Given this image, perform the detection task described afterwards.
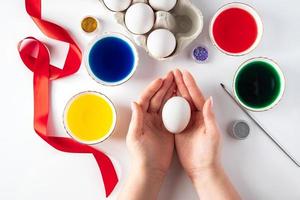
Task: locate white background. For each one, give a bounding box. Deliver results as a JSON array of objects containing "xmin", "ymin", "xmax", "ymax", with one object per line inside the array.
[{"xmin": 1, "ymin": 0, "xmax": 300, "ymax": 199}]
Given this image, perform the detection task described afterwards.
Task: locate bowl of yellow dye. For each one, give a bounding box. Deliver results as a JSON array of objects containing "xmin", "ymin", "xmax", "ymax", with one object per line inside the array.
[{"xmin": 63, "ymin": 91, "xmax": 117, "ymax": 145}]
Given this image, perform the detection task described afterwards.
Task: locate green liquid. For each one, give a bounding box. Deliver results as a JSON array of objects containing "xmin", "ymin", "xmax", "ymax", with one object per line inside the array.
[{"xmin": 235, "ymin": 60, "xmax": 282, "ymax": 109}]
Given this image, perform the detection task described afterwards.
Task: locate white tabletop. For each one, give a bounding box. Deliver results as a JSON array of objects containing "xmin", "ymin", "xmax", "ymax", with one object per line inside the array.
[{"xmin": 1, "ymin": 0, "xmax": 300, "ymax": 199}]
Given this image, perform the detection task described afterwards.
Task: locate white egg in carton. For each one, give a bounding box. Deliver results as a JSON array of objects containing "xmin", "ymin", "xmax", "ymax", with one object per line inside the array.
[{"xmin": 99, "ymin": 0, "xmax": 203, "ymax": 60}]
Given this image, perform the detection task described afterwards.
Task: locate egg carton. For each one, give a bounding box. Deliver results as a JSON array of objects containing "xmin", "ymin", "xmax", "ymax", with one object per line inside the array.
[{"xmin": 99, "ymin": 0, "xmax": 203, "ymax": 60}]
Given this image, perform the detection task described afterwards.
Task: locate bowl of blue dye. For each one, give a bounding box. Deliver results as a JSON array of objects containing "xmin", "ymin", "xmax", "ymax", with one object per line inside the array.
[{"xmin": 85, "ymin": 33, "xmax": 138, "ymax": 86}]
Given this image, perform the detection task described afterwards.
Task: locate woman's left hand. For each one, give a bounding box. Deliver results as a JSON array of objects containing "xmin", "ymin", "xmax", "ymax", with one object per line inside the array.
[{"xmin": 126, "ymin": 72, "xmax": 176, "ymax": 176}]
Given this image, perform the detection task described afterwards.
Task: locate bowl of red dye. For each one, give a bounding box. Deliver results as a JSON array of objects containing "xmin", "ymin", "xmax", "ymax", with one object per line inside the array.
[{"xmin": 209, "ymin": 2, "xmax": 263, "ymax": 56}]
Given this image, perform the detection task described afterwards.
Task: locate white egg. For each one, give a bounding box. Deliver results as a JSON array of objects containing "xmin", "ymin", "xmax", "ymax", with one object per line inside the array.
[
  {"xmin": 147, "ymin": 29, "xmax": 177, "ymax": 58},
  {"xmin": 125, "ymin": 3, "xmax": 154, "ymax": 34},
  {"xmin": 162, "ymin": 97, "xmax": 191, "ymax": 134},
  {"xmin": 149, "ymin": 0, "xmax": 177, "ymax": 11},
  {"xmin": 103, "ymin": 0, "xmax": 131, "ymax": 12}
]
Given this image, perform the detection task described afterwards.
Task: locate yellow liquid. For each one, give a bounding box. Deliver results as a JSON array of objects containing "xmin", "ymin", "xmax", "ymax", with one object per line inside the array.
[{"xmin": 65, "ymin": 92, "xmax": 115, "ymax": 143}]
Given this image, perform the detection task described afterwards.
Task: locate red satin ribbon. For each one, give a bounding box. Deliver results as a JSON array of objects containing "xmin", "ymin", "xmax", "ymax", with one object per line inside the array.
[{"xmin": 18, "ymin": 0, "xmax": 118, "ymax": 197}]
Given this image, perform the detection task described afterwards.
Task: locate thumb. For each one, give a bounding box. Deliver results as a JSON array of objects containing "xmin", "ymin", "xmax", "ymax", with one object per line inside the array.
[
  {"xmin": 203, "ymin": 97, "xmax": 218, "ymax": 134},
  {"xmin": 128, "ymin": 102, "xmax": 144, "ymax": 139}
]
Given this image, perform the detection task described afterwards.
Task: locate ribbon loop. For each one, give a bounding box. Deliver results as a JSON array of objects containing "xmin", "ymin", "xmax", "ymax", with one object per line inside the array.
[{"xmin": 18, "ymin": 37, "xmax": 49, "ymax": 74}]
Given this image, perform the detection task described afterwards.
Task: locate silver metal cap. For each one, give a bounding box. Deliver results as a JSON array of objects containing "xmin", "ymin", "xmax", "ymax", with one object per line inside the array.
[{"xmin": 231, "ymin": 120, "xmax": 250, "ymax": 140}]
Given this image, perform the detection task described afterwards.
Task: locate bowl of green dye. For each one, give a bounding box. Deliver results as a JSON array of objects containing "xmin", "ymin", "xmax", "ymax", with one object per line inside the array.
[{"xmin": 233, "ymin": 57, "xmax": 285, "ymax": 112}]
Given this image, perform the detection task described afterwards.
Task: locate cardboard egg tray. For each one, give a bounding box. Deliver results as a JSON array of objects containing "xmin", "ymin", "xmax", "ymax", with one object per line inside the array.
[{"xmin": 99, "ymin": 0, "xmax": 203, "ymax": 60}]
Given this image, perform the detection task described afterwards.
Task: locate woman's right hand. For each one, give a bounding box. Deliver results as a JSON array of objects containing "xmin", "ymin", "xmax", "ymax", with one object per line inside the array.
[
  {"xmin": 173, "ymin": 69, "xmax": 240, "ymax": 200},
  {"xmin": 173, "ymin": 69, "xmax": 221, "ymax": 179}
]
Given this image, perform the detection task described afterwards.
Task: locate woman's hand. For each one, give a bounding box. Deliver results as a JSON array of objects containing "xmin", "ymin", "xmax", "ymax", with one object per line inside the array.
[
  {"xmin": 118, "ymin": 72, "xmax": 176, "ymax": 200},
  {"xmin": 126, "ymin": 72, "xmax": 176, "ymax": 175},
  {"xmin": 173, "ymin": 69, "xmax": 221, "ymax": 179},
  {"xmin": 173, "ymin": 69, "xmax": 240, "ymax": 200}
]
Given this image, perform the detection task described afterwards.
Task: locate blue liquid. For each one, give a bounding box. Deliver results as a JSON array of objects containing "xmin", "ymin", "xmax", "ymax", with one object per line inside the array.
[{"xmin": 88, "ymin": 36, "xmax": 135, "ymax": 83}]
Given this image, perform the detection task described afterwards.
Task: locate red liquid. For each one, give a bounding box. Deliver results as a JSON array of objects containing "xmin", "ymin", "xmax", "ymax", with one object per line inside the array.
[{"xmin": 213, "ymin": 8, "xmax": 258, "ymax": 54}]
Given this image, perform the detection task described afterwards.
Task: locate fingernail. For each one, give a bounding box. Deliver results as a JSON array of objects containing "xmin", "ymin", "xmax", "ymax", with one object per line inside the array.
[
  {"xmin": 131, "ymin": 102, "xmax": 135, "ymax": 110},
  {"xmin": 182, "ymin": 69, "xmax": 188, "ymax": 74},
  {"xmin": 157, "ymin": 78, "xmax": 163, "ymax": 84},
  {"xmin": 209, "ymin": 96, "xmax": 214, "ymax": 108},
  {"xmin": 165, "ymin": 72, "xmax": 171, "ymax": 78}
]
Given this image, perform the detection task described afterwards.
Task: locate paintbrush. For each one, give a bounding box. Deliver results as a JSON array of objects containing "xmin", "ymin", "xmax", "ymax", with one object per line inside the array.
[{"xmin": 220, "ymin": 83, "xmax": 300, "ymax": 167}]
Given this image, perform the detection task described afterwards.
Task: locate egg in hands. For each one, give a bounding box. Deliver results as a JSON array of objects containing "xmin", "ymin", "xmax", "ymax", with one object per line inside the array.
[{"xmin": 162, "ymin": 96, "xmax": 191, "ymax": 134}]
